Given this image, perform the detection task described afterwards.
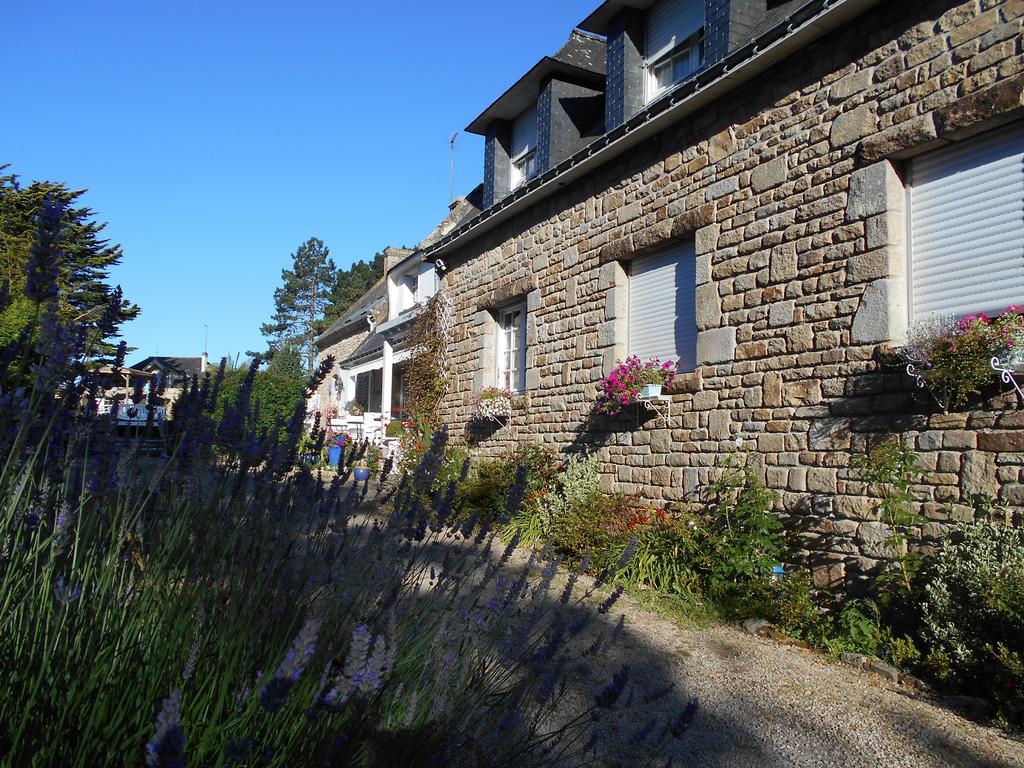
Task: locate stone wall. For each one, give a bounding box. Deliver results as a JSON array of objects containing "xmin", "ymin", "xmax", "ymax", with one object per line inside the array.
[{"xmin": 437, "ymin": 0, "xmax": 1024, "ymax": 591}]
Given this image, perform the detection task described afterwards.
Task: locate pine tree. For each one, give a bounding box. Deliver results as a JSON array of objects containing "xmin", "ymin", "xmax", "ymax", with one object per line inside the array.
[
  {"xmin": 0, "ymin": 166, "xmax": 139, "ymax": 355},
  {"xmin": 260, "ymin": 237, "xmax": 336, "ymax": 377}
]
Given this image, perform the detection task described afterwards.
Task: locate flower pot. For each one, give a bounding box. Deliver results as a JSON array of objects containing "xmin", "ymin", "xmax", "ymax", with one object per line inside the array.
[
  {"xmin": 638, "ymin": 383, "xmax": 663, "ymax": 399},
  {"xmin": 327, "ymin": 446, "xmax": 342, "ymax": 468},
  {"xmin": 353, "ymin": 467, "xmax": 370, "ymax": 482}
]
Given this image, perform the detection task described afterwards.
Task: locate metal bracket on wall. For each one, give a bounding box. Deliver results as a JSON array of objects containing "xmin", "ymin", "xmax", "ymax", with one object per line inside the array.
[
  {"xmin": 991, "ymin": 356, "xmax": 1024, "ymax": 400},
  {"xmin": 905, "ymin": 363, "xmax": 949, "ymax": 413},
  {"xmin": 637, "ymin": 394, "xmax": 672, "ymax": 427}
]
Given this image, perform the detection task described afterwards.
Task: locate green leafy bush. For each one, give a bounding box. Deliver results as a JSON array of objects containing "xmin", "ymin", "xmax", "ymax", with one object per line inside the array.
[
  {"xmin": 921, "ymin": 521, "xmax": 1024, "ymax": 723},
  {"xmin": 505, "ymin": 452, "xmax": 601, "ymax": 546},
  {"xmin": 199, "ymin": 366, "xmax": 307, "ymax": 438},
  {"xmin": 853, "ymin": 440, "xmax": 927, "ymax": 601},
  {"xmin": 458, "ymin": 444, "xmax": 558, "ymax": 525},
  {"xmin": 688, "ymin": 458, "xmax": 785, "ymax": 604}
]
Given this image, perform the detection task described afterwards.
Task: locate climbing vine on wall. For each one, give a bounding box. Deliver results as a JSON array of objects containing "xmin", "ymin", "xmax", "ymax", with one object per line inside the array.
[{"xmin": 405, "ymin": 290, "xmax": 452, "ymax": 423}]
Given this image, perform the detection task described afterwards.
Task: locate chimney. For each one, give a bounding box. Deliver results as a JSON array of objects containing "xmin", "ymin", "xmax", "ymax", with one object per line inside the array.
[{"xmin": 200, "ymin": 352, "xmax": 208, "ymax": 373}]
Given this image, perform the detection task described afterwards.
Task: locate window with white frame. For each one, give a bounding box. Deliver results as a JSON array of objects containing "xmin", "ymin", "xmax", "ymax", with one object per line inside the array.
[
  {"xmin": 908, "ymin": 123, "xmax": 1024, "ymax": 321},
  {"xmin": 645, "ymin": 0, "xmax": 704, "ymax": 102},
  {"xmin": 628, "ymin": 243, "xmax": 698, "ymax": 372},
  {"xmin": 510, "ymin": 106, "xmax": 538, "ymax": 190},
  {"xmin": 496, "ymin": 303, "xmax": 528, "ymax": 393}
]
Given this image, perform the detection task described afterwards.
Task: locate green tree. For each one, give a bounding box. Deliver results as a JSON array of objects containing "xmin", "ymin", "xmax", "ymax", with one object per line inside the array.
[
  {"xmin": 266, "ymin": 344, "xmax": 305, "ymax": 380},
  {"xmin": 0, "ymin": 166, "xmax": 139, "ymax": 355},
  {"xmin": 209, "ymin": 368, "xmax": 307, "ymax": 436},
  {"xmin": 259, "ymin": 237, "xmax": 336, "ymax": 377}
]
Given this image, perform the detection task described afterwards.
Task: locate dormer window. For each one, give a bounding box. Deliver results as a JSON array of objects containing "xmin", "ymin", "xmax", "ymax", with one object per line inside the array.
[
  {"xmin": 510, "ymin": 107, "xmax": 538, "ymax": 190},
  {"xmin": 511, "ymin": 149, "xmax": 536, "ymax": 190},
  {"xmin": 645, "ymin": 0, "xmax": 704, "ymax": 102}
]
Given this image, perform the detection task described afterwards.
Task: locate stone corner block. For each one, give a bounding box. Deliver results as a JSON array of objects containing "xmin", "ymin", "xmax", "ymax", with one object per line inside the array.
[
  {"xmin": 696, "ymin": 326, "xmax": 737, "ymax": 365},
  {"xmin": 851, "ymin": 277, "xmax": 907, "ymax": 344},
  {"xmin": 845, "ymin": 161, "xmax": 903, "ymax": 222}
]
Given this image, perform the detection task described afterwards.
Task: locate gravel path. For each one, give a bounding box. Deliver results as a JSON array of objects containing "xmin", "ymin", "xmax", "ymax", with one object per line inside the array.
[{"xmin": 556, "ymin": 578, "xmax": 1024, "ymax": 767}]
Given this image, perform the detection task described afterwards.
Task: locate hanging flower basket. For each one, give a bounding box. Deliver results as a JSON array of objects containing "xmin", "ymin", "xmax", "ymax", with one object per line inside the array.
[
  {"xmin": 472, "ymin": 387, "xmax": 513, "ymax": 422},
  {"xmin": 900, "ymin": 306, "xmax": 1024, "ymax": 411},
  {"xmin": 595, "ymin": 356, "xmax": 676, "ymax": 416}
]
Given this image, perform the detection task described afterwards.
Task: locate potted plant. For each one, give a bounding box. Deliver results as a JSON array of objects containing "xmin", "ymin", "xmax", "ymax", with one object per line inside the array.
[
  {"xmin": 326, "ymin": 432, "xmax": 349, "ymax": 468},
  {"xmin": 595, "ymin": 356, "xmax": 676, "ymax": 415},
  {"xmin": 353, "ymin": 445, "xmax": 381, "ymax": 482},
  {"xmin": 900, "ymin": 306, "xmax": 1024, "ymax": 410},
  {"xmin": 471, "ymin": 387, "xmax": 513, "ymax": 421},
  {"xmin": 346, "ymin": 400, "xmax": 364, "ymax": 417}
]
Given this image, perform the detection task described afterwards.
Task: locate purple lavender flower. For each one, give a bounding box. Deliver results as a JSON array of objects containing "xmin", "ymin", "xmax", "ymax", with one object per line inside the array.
[
  {"xmin": 54, "ymin": 575, "xmax": 82, "ymax": 606},
  {"xmin": 25, "ymin": 195, "xmax": 63, "ymax": 303},
  {"xmin": 618, "ymin": 537, "xmax": 638, "ymax": 570},
  {"xmin": 668, "ymin": 697, "xmax": 699, "ymax": 737},
  {"xmin": 145, "ymin": 689, "xmax": 186, "ymax": 768},
  {"xmin": 595, "ymin": 665, "xmax": 629, "ymax": 709},
  {"xmin": 260, "ymin": 617, "xmax": 322, "ymax": 712},
  {"xmin": 597, "ymin": 586, "xmax": 623, "ymax": 615}
]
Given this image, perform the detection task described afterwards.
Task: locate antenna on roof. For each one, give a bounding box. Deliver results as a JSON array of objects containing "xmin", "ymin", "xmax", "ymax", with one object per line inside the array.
[{"xmin": 448, "ymin": 132, "xmax": 458, "ymax": 204}]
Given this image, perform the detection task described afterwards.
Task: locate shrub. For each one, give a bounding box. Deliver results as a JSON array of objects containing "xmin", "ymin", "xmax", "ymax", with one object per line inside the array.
[
  {"xmin": 505, "ymin": 452, "xmax": 601, "ymax": 546},
  {"xmin": 921, "ymin": 521, "xmax": 1024, "ymax": 723},
  {"xmin": 197, "ymin": 365, "xmax": 307, "ymax": 439},
  {"xmin": 0, "ymin": 205, "xmax": 692, "ymax": 766},
  {"xmin": 689, "ymin": 457, "xmax": 785, "ymax": 604},
  {"xmin": 458, "ymin": 444, "xmax": 558, "ymax": 526},
  {"xmin": 853, "ymin": 440, "xmax": 927, "ymax": 602}
]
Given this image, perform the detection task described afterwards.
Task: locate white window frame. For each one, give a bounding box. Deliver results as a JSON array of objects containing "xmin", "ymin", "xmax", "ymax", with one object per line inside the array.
[
  {"xmin": 510, "ymin": 148, "xmax": 536, "ymax": 190},
  {"xmin": 495, "ymin": 303, "xmax": 527, "ymax": 393},
  {"xmin": 645, "ymin": 30, "xmax": 704, "ymax": 103}
]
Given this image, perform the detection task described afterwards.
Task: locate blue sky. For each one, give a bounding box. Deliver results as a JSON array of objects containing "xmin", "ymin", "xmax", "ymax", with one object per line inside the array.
[{"xmin": 2, "ymin": 0, "xmax": 597, "ymax": 362}]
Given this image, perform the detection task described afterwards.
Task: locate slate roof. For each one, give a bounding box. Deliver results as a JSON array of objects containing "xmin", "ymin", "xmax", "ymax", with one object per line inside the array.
[
  {"xmin": 466, "ymin": 31, "xmax": 607, "ymax": 134},
  {"xmin": 130, "ymin": 356, "xmax": 206, "ymax": 381},
  {"xmin": 339, "ymin": 331, "xmax": 385, "ymax": 368},
  {"xmin": 316, "ymin": 278, "xmax": 387, "ymax": 350}
]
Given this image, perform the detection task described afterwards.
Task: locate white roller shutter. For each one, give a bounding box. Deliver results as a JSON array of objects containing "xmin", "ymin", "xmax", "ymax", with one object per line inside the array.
[
  {"xmin": 511, "ymin": 106, "xmax": 537, "ymax": 158},
  {"xmin": 646, "ymin": 0, "xmax": 704, "ymax": 61},
  {"xmin": 629, "ymin": 243, "xmax": 697, "ymax": 371},
  {"xmin": 909, "ymin": 123, "xmax": 1024, "ymax": 320}
]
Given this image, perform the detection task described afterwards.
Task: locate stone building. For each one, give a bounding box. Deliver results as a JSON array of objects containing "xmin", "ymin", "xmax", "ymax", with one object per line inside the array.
[{"xmin": 412, "ymin": 0, "xmax": 1024, "ymax": 591}]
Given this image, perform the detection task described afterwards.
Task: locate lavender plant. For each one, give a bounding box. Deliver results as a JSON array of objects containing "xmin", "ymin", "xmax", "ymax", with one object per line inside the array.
[{"xmin": 0, "ymin": 202, "xmax": 695, "ymax": 765}]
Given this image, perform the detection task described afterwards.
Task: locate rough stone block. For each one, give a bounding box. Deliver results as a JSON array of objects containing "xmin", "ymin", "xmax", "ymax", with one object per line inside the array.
[
  {"xmin": 847, "ymin": 246, "xmax": 903, "ymax": 284},
  {"xmin": 696, "ymin": 326, "xmax": 737, "ymax": 365},
  {"xmin": 831, "ymin": 68, "xmax": 874, "ymax": 100},
  {"xmin": 830, "ymin": 104, "xmax": 876, "ymax": 148},
  {"xmin": 857, "ymin": 114, "xmax": 942, "ymax": 163},
  {"xmin": 846, "ymin": 161, "xmax": 903, "ymax": 221},
  {"xmin": 851, "ymin": 278, "xmax": 907, "ymax": 344},
  {"xmin": 768, "ymin": 300, "xmax": 795, "ymax": 327},
  {"xmin": 934, "ymin": 73, "xmax": 1024, "ymax": 137},
  {"xmin": 696, "ymin": 282, "xmax": 722, "ymax": 331},
  {"xmin": 751, "ymin": 155, "xmax": 788, "ymax": 193}
]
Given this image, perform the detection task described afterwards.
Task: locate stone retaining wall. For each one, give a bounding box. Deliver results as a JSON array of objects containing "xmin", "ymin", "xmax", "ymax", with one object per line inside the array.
[{"xmin": 437, "ymin": 0, "xmax": 1024, "ymax": 591}]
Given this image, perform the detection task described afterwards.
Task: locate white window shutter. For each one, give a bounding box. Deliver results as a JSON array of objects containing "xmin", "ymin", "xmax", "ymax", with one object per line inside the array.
[
  {"xmin": 629, "ymin": 243, "xmax": 697, "ymax": 371},
  {"xmin": 646, "ymin": 0, "xmax": 704, "ymax": 61},
  {"xmin": 511, "ymin": 106, "xmax": 537, "ymax": 158},
  {"xmin": 910, "ymin": 123, "xmax": 1024, "ymax": 320}
]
